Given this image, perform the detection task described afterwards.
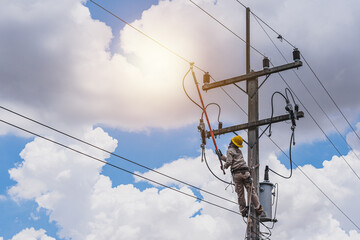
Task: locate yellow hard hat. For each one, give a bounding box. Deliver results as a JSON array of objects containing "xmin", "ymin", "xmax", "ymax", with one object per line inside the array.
[{"xmin": 231, "ymin": 136, "xmax": 243, "ymax": 148}]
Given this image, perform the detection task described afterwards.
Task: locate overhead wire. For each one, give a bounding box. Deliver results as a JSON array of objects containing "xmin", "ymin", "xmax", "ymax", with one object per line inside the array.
[
  {"xmin": 278, "ymin": 72, "xmax": 360, "ymax": 181},
  {"xmin": 183, "ymin": 68, "xmax": 203, "ymax": 110},
  {"xmin": 187, "ymin": 1, "xmax": 360, "ymax": 229},
  {"xmin": 89, "ymin": 0, "xmax": 206, "ymax": 73},
  {"xmin": 0, "ymin": 105, "xmax": 238, "ymax": 206},
  {"xmin": 90, "ymin": 0, "xmax": 248, "ymax": 195},
  {"xmin": 0, "ymin": 118, "xmax": 244, "ymax": 216},
  {"xmin": 188, "ymin": 0, "xmax": 266, "ymax": 58},
  {"xmin": 253, "ymin": 11, "xmax": 360, "ymax": 169},
  {"xmin": 90, "ymin": 0, "xmax": 360, "ymax": 230},
  {"xmin": 301, "ymin": 54, "xmax": 360, "ymax": 144},
  {"xmin": 250, "ymin": 13, "xmax": 360, "ymax": 180},
  {"xmin": 205, "ymin": 75, "xmax": 360, "ymax": 230},
  {"xmin": 234, "ymin": 0, "xmax": 360, "ymax": 146},
  {"xmin": 202, "ymin": 148, "xmax": 233, "ymax": 185},
  {"xmin": 234, "ymin": 0, "xmax": 296, "ymax": 49}
]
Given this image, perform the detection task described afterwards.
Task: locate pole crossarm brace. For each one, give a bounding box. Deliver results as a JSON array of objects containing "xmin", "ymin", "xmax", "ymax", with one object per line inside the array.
[
  {"xmin": 206, "ymin": 111, "xmax": 304, "ymax": 138},
  {"xmin": 202, "ymin": 61, "xmax": 303, "ymax": 91}
]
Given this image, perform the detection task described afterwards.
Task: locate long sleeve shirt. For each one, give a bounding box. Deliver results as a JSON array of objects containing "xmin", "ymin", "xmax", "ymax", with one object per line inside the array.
[{"xmin": 223, "ymin": 145, "xmax": 248, "ymax": 172}]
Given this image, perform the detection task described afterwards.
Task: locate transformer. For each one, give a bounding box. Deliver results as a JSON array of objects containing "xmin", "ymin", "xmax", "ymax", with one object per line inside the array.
[{"xmin": 259, "ymin": 166, "xmax": 276, "ymax": 222}]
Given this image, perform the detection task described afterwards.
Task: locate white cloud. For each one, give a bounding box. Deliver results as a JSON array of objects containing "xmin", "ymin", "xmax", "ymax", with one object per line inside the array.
[
  {"xmin": 10, "ymin": 228, "xmax": 55, "ymax": 240},
  {"xmin": 137, "ymin": 141, "xmax": 360, "ymax": 239},
  {"xmin": 9, "ymin": 127, "xmax": 118, "ymax": 239},
  {"xmin": 0, "ymin": 0, "xmax": 359, "ymax": 143},
  {"xmin": 0, "ymin": 195, "xmax": 6, "ymax": 201},
  {"xmin": 3, "ymin": 0, "xmax": 360, "ymax": 239},
  {"xmin": 7, "ymin": 126, "xmax": 360, "ymax": 240},
  {"xmin": 8, "ymin": 127, "xmax": 242, "ymax": 240}
]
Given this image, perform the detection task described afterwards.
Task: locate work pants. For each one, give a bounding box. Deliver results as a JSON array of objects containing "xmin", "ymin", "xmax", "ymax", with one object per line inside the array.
[{"xmin": 233, "ymin": 171, "xmax": 260, "ymax": 212}]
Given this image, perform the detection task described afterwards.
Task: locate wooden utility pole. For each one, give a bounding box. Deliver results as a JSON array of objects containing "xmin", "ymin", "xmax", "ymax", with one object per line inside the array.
[
  {"xmin": 201, "ymin": 7, "xmax": 303, "ymax": 240},
  {"xmin": 246, "ymin": 7, "xmax": 260, "ymax": 239}
]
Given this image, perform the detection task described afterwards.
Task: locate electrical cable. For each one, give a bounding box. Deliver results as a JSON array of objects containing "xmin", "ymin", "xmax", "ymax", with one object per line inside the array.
[
  {"xmin": 285, "ymin": 88, "xmax": 296, "ymax": 105},
  {"xmin": 276, "ymin": 71, "xmax": 360, "ymax": 181},
  {"xmin": 253, "ymin": 13, "xmax": 360, "ymax": 180},
  {"xmin": 89, "ymin": 0, "xmax": 206, "ymax": 73},
  {"xmin": 268, "ymin": 91, "xmax": 288, "ymax": 137},
  {"xmin": 0, "ymin": 105, "xmax": 238, "ymax": 206},
  {"xmin": 301, "ymin": 54, "xmax": 360, "ymax": 144},
  {"xmin": 250, "ymin": 1, "xmax": 360, "ymax": 160},
  {"xmin": 183, "ymin": 67, "xmax": 203, "ymax": 110},
  {"xmin": 205, "ymin": 73, "xmax": 360, "ymax": 230},
  {"xmin": 269, "ymin": 183, "xmax": 279, "ymax": 230},
  {"xmin": 243, "ymin": 214, "xmax": 273, "ymax": 240},
  {"xmin": 188, "ymin": 0, "xmax": 266, "ymax": 58},
  {"xmin": 264, "ymin": 131, "xmax": 360, "ymax": 230},
  {"xmin": 246, "ymin": 0, "xmax": 360, "ymax": 146},
  {"xmin": 206, "ymin": 74, "xmax": 360, "ymax": 230},
  {"xmin": 190, "ymin": 66, "xmax": 226, "ymax": 174},
  {"xmin": 202, "ymin": 148, "xmax": 233, "ymax": 186},
  {"xmin": 217, "ymin": 74, "xmax": 360, "ymax": 229},
  {"xmin": 268, "ymin": 131, "xmax": 294, "ymax": 179},
  {"xmin": 292, "ymin": 159, "xmax": 360, "ymax": 230},
  {"xmin": 210, "ymin": 75, "xmax": 248, "ymax": 116},
  {"xmin": 0, "ymin": 118, "xmax": 245, "ymax": 217},
  {"xmin": 234, "ymin": 0, "xmax": 296, "ymax": 49},
  {"xmin": 89, "ymin": 0, "xmax": 360, "ymax": 229},
  {"xmin": 202, "ymin": 103, "xmax": 221, "ymax": 123}
]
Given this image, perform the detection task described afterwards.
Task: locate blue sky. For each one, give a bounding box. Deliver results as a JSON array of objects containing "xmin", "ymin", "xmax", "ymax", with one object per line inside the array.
[{"xmin": 0, "ymin": 0, "xmax": 360, "ymax": 239}]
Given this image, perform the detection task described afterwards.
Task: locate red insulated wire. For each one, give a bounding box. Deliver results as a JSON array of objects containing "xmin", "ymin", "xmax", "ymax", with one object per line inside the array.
[{"xmin": 191, "ymin": 67, "xmax": 225, "ymax": 174}]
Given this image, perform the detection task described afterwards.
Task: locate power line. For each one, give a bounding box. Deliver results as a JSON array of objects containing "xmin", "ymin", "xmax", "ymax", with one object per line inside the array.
[
  {"xmin": 301, "ymin": 54, "xmax": 360, "ymax": 144},
  {"xmin": 207, "ymin": 73, "xmax": 360, "ymax": 229},
  {"xmin": 210, "ymin": 76, "xmax": 248, "ymax": 116},
  {"xmin": 188, "ymin": 0, "xmax": 360, "ymax": 231},
  {"xmin": 0, "ymin": 118, "xmax": 243, "ymax": 216},
  {"xmin": 88, "ymin": 0, "xmax": 360, "ymax": 229},
  {"xmin": 291, "ymin": 160, "xmax": 360, "ymax": 231},
  {"xmin": 186, "ymin": 0, "xmax": 360, "ymax": 227},
  {"xmin": 262, "ymin": 126, "xmax": 360, "ymax": 230},
  {"xmin": 188, "ymin": 0, "xmax": 266, "ymax": 58},
  {"xmin": 234, "ymin": 0, "xmax": 296, "ymax": 49},
  {"xmin": 252, "ymin": 14, "xmax": 360, "ymax": 180},
  {"xmin": 89, "ymin": 0, "xmax": 206, "ymax": 73},
  {"xmin": 0, "ymin": 105, "xmax": 238, "ymax": 206},
  {"xmin": 234, "ymin": 0, "xmax": 360, "ymax": 148},
  {"xmin": 277, "ymin": 71, "xmax": 360, "ymax": 181}
]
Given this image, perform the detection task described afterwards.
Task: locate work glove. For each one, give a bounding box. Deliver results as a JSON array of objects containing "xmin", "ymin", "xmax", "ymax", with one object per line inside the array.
[{"xmin": 216, "ymin": 149, "xmax": 226, "ymax": 161}]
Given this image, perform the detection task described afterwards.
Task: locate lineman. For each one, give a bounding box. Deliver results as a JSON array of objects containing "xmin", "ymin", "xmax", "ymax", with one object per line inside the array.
[{"xmin": 219, "ymin": 136, "xmax": 264, "ymax": 217}]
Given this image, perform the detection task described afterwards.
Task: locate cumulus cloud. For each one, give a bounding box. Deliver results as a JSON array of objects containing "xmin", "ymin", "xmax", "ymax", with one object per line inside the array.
[
  {"xmin": 9, "ymin": 127, "xmax": 118, "ymax": 239},
  {"xmin": 137, "ymin": 137, "xmax": 360, "ymax": 239},
  {"xmin": 8, "ymin": 124, "xmax": 360, "ymax": 240},
  {"xmin": 0, "ymin": 0, "xmax": 358, "ymax": 143},
  {"xmin": 10, "ymin": 228, "xmax": 55, "ymax": 240},
  {"xmin": 8, "ymin": 127, "xmax": 241, "ymax": 240},
  {"xmin": 3, "ymin": 0, "xmax": 360, "ymax": 239}
]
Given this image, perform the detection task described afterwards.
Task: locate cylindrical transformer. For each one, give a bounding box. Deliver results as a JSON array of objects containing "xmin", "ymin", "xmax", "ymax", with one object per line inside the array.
[{"xmin": 259, "ymin": 181, "xmax": 274, "ymax": 222}]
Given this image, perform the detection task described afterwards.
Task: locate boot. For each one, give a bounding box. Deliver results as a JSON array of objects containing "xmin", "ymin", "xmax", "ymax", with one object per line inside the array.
[
  {"xmin": 255, "ymin": 205, "xmax": 264, "ymax": 216},
  {"xmin": 240, "ymin": 206, "xmax": 249, "ymax": 217}
]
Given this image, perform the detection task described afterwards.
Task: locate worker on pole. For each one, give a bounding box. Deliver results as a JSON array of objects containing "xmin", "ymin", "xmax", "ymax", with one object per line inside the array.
[{"xmin": 219, "ymin": 136, "xmax": 264, "ymax": 217}]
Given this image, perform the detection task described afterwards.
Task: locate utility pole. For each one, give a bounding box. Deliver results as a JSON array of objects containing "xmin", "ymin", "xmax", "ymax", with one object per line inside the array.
[
  {"xmin": 201, "ymin": 7, "xmax": 303, "ymax": 240},
  {"xmin": 246, "ymin": 7, "xmax": 260, "ymax": 239}
]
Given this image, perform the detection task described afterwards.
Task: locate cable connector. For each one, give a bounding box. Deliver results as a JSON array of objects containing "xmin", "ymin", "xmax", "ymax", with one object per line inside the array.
[{"xmin": 198, "ymin": 118, "xmax": 206, "ymax": 148}]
